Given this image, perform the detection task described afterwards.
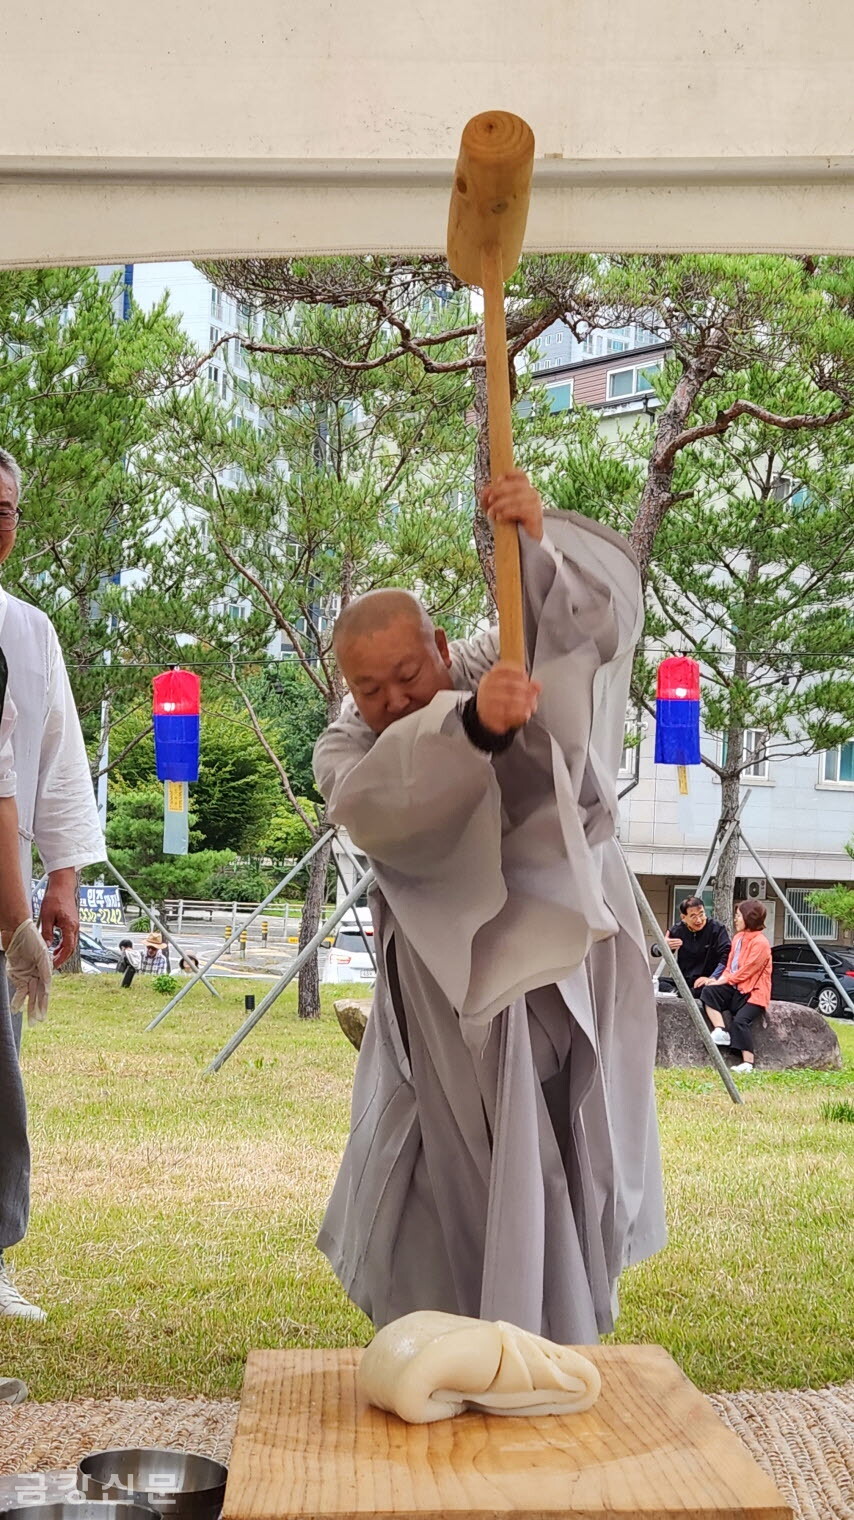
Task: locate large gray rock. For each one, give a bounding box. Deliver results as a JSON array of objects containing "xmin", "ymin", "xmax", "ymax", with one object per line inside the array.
[
  {"xmin": 336, "ymin": 992, "xmax": 843, "ymax": 1068},
  {"xmin": 334, "ymin": 998, "xmax": 371, "ymax": 1051},
  {"xmin": 655, "ymin": 996, "xmax": 842, "ymax": 1070}
]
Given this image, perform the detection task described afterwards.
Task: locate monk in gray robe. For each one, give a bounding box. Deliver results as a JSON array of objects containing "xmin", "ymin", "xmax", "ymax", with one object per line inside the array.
[{"xmin": 314, "ymin": 471, "xmax": 666, "ymax": 1343}]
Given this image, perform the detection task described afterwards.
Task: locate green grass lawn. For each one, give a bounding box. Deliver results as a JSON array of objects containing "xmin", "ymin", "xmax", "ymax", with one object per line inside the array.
[{"xmin": 2, "ymin": 975, "xmax": 852, "ymax": 1400}]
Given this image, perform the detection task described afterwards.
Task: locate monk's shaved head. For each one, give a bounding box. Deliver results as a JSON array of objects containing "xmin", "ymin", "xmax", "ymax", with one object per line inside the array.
[
  {"xmin": 333, "ymin": 589, "xmax": 434, "ymax": 655},
  {"xmin": 333, "ymin": 589, "xmax": 454, "ymax": 734}
]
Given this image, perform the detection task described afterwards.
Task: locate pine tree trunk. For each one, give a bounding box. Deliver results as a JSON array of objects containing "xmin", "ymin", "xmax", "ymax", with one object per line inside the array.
[
  {"xmin": 714, "ymin": 628, "xmax": 752, "ymax": 928},
  {"xmin": 714, "ymin": 761, "xmax": 742, "ymax": 930},
  {"xmin": 294, "ymin": 672, "xmax": 342, "ymax": 1023},
  {"xmin": 629, "ymin": 331, "xmax": 732, "ymax": 578},
  {"xmin": 297, "ymin": 831, "xmax": 333, "ymax": 1020}
]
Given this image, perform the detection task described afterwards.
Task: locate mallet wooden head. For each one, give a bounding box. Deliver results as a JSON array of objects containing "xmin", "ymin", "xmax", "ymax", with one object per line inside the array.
[{"xmin": 447, "ymin": 111, "xmax": 535, "ymax": 287}]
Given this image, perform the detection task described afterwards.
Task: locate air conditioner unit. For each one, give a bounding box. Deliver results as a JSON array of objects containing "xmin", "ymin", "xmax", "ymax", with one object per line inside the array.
[{"xmin": 744, "ymin": 876, "xmax": 767, "ymax": 900}]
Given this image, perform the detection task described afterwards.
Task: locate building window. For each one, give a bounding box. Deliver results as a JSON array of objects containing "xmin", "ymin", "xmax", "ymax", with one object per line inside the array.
[
  {"xmin": 631, "ymin": 322, "xmax": 660, "ymax": 348},
  {"xmin": 772, "ymin": 475, "xmax": 810, "ymax": 509},
  {"xmin": 721, "ymin": 729, "xmax": 770, "ymax": 780},
  {"xmin": 822, "ymin": 742, "xmax": 854, "ymax": 785},
  {"xmin": 545, "ymin": 381, "xmax": 573, "ymax": 414},
  {"xmin": 742, "ymin": 729, "xmax": 769, "ymax": 780},
  {"xmin": 784, "ymin": 887, "xmax": 838, "ymax": 942},
  {"xmin": 671, "ymin": 884, "xmax": 715, "ymax": 923},
  {"xmin": 607, "ymin": 361, "xmax": 662, "ymax": 400},
  {"xmin": 619, "ymin": 717, "xmax": 643, "ymax": 778}
]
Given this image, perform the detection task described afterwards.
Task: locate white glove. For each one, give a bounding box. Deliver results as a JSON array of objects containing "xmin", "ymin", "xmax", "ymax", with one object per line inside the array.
[{"xmin": 6, "ymin": 919, "xmax": 54, "ymax": 1024}]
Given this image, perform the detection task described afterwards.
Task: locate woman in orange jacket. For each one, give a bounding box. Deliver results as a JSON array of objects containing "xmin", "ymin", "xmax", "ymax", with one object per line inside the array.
[{"xmin": 694, "ymin": 899, "xmax": 772, "ymax": 1073}]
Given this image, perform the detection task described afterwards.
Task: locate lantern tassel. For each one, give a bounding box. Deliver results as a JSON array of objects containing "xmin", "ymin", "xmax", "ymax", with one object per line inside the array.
[{"xmin": 677, "ymin": 765, "xmax": 689, "ymax": 795}]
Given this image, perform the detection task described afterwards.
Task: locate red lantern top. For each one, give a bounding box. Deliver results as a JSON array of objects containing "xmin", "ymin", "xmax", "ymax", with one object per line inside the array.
[
  {"xmin": 152, "ymin": 669, "xmax": 201, "ymax": 717},
  {"xmin": 656, "ymin": 656, "xmax": 700, "ymax": 702}
]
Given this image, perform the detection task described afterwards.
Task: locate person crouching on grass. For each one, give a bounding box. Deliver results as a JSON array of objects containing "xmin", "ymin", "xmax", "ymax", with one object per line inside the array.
[{"xmin": 694, "ymin": 900, "xmax": 772, "ymax": 1073}]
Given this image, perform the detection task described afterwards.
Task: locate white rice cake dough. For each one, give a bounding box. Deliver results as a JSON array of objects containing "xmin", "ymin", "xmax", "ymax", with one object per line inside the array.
[{"xmin": 356, "ymin": 1310, "xmax": 601, "ymax": 1424}]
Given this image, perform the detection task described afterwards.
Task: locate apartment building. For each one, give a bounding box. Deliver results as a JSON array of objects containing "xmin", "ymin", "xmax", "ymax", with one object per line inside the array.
[{"xmin": 125, "ymin": 261, "xmax": 335, "ymax": 659}]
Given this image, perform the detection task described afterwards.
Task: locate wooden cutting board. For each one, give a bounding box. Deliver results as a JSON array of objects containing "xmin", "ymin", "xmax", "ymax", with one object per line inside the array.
[{"xmin": 223, "ymin": 1345, "xmax": 792, "ymax": 1519}]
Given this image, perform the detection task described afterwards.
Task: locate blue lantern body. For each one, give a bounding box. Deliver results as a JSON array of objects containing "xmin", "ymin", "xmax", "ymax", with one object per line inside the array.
[
  {"xmin": 152, "ymin": 670, "xmax": 201, "ymax": 782},
  {"xmin": 654, "ymin": 656, "xmax": 701, "ymax": 766}
]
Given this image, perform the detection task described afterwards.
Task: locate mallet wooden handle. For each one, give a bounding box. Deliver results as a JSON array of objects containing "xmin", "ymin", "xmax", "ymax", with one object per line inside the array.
[
  {"xmin": 480, "ymin": 242, "xmax": 525, "ymax": 667},
  {"xmin": 447, "ymin": 111, "xmax": 535, "ymax": 670}
]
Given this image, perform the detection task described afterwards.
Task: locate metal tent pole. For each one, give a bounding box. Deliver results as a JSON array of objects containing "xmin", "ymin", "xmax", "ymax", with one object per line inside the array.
[
  {"xmin": 147, "ymin": 828, "xmax": 336, "ymax": 1030},
  {"xmin": 738, "ymin": 829, "xmax": 854, "ymax": 1016},
  {"xmin": 694, "ymin": 820, "xmax": 727, "ymax": 898},
  {"xmin": 332, "ymin": 836, "xmax": 376, "ymax": 970},
  {"xmin": 622, "ymin": 849, "xmax": 742, "ymax": 1104},
  {"xmin": 694, "ymin": 788, "xmax": 752, "ymax": 898},
  {"xmin": 204, "ymin": 868, "xmax": 375, "ymax": 1074}
]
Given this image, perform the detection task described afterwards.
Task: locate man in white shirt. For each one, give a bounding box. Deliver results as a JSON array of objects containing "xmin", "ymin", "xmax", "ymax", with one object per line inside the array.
[
  {"xmin": 0, "ymin": 644, "xmax": 53, "ymax": 1388},
  {"xmin": 0, "ymin": 447, "xmax": 106, "ymax": 1320}
]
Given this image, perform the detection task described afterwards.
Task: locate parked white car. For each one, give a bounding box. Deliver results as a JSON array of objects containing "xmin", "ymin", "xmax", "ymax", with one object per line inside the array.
[{"xmin": 321, "ymin": 914, "xmax": 377, "ymax": 986}]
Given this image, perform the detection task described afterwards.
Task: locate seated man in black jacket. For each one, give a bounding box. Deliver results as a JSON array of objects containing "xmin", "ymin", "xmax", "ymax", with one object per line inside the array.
[{"xmin": 652, "ymin": 895, "xmax": 731, "ymax": 995}]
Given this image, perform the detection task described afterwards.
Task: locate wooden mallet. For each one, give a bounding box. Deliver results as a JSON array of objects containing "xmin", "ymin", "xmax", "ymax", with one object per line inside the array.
[{"xmin": 447, "ymin": 110, "xmax": 535, "ymax": 669}]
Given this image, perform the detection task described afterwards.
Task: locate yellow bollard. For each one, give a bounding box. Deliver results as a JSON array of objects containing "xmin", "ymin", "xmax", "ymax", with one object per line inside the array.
[
  {"xmin": 240, "ymin": 929, "xmax": 247, "ymax": 960},
  {"xmin": 261, "ymin": 919, "xmax": 268, "ymax": 946},
  {"xmin": 223, "ymin": 926, "xmax": 231, "ymax": 954}
]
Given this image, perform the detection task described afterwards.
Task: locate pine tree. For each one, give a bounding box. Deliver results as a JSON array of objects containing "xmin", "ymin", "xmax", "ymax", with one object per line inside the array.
[
  {"xmin": 553, "ymin": 363, "xmax": 854, "ymax": 923},
  {"xmin": 136, "ymin": 292, "xmax": 486, "ymax": 1015},
  {"xmin": 0, "ymin": 265, "xmax": 188, "ymax": 772}
]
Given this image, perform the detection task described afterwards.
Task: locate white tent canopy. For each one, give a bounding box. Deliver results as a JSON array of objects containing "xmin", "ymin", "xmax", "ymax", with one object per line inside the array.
[{"xmin": 3, "ymin": 0, "xmax": 854, "ymax": 269}]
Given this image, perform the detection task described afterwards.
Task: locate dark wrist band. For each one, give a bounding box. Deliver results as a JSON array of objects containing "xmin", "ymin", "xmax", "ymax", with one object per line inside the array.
[{"xmin": 459, "ymin": 694, "xmax": 516, "ymax": 754}]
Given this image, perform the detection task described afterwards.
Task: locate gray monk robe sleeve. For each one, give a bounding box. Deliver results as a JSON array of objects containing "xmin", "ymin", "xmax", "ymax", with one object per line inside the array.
[
  {"xmin": 315, "ymin": 691, "xmax": 505, "ymax": 1016},
  {"xmin": 315, "ymin": 508, "xmax": 644, "ymax": 1045}
]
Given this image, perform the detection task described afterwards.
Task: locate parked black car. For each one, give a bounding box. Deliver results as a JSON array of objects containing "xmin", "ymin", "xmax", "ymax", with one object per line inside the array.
[
  {"xmin": 49, "ymin": 927, "xmax": 121, "ymax": 972},
  {"xmin": 79, "ymin": 931, "xmax": 121, "ymax": 973},
  {"xmin": 770, "ymin": 943, "xmax": 854, "ymax": 1018}
]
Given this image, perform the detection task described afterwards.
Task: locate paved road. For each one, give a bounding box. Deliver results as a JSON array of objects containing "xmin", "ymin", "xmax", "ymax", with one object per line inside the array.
[{"xmin": 97, "ymin": 919, "xmax": 332, "ymax": 982}]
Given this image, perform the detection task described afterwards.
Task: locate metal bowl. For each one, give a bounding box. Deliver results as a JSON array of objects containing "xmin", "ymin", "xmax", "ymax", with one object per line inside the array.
[
  {"xmin": 76, "ymin": 1452, "xmax": 227, "ymax": 1520},
  {"xmin": 3, "ymin": 1506, "xmax": 157, "ymax": 1520},
  {"xmin": 0, "ymin": 1470, "xmax": 79, "ymax": 1512}
]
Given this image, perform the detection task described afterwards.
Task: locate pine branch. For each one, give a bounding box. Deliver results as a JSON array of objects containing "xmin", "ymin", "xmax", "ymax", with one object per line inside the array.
[
  {"xmin": 210, "ymin": 530, "xmax": 329, "ymax": 698},
  {"xmin": 224, "ymin": 667, "xmax": 319, "ymax": 836},
  {"xmin": 91, "ymin": 721, "xmax": 153, "ymax": 782},
  {"xmin": 659, "ymin": 398, "xmax": 854, "ymax": 469}
]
